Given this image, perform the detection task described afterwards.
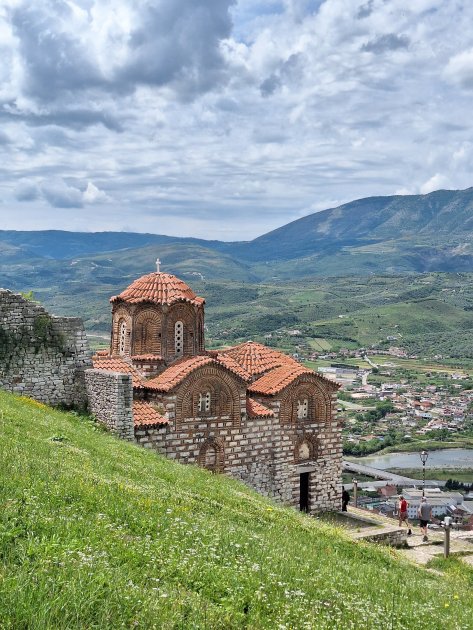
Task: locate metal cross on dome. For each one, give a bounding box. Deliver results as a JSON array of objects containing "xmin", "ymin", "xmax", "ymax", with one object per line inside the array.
[{"xmin": 156, "ymin": 258, "xmax": 161, "ymax": 273}]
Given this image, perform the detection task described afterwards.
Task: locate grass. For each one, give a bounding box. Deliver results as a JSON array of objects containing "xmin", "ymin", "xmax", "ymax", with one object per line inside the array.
[
  {"xmin": 341, "ymin": 473, "xmax": 375, "ymax": 484},
  {"xmin": 387, "ymin": 468, "xmax": 473, "ymax": 483},
  {"xmin": 427, "ymin": 556, "xmax": 473, "ymax": 587},
  {"xmin": 1, "ymin": 391, "xmax": 473, "ymax": 628},
  {"xmin": 378, "ymin": 438, "xmax": 473, "ymax": 454},
  {"xmin": 362, "ymin": 354, "xmax": 470, "ymax": 374}
]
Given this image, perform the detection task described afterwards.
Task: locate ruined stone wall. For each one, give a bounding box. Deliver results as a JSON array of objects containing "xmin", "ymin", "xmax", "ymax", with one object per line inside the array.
[
  {"xmin": 85, "ymin": 369, "xmax": 134, "ymax": 441},
  {"xmin": 134, "ymin": 389, "xmax": 342, "ymax": 514},
  {"xmin": 0, "ymin": 289, "xmax": 91, "ymax": 408}
]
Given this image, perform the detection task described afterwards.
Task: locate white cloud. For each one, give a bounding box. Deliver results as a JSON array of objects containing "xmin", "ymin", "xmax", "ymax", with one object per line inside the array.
[
  {"xmin": 1, "ymin": 0, "xmax": 473, "ymax": 240},
  {"xmin": 83, "ymin": 182, "xmax": 112, "ymax": 204},
  {"xmin": 15, "ymin": 180, "xmax": 40, "ymax": 201},
  {"xmin": 9, "ymin": 0, "xmax": 235, "ymax": 104},
  {"xmin": 444, "ymin": 47, "xmax": 473, "ymax": 89},
  {"xmin": 420, "ymin": 174, "xmax": 452, "ymax": 195}
]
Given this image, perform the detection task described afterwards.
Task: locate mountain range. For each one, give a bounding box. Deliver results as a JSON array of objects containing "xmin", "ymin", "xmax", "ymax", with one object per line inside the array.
[
  {"xmin": 1, "ymin": 187, "xmax": 473, "ymax": 285},
  {"xmin": 2, "ymin": 187, "xmax": 473, "ymax": 353}
]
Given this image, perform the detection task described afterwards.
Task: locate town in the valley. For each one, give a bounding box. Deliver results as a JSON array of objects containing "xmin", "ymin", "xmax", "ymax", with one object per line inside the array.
[{"xmin": 297, "ymin": 344, "xmax": 473, "ymax": 530}]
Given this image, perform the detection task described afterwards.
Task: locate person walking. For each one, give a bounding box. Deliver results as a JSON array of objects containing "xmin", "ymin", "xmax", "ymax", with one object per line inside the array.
[
  {"xmin": 398, "ymin": 495, "xmax": 412, "ymax": 535},
  {"xmin": 418, "ymin": 497, "xmax": 432, "ymax": 542},
  {"xmin": 342, "ymin": 487, "xmax": 350, "ymax": 512}
]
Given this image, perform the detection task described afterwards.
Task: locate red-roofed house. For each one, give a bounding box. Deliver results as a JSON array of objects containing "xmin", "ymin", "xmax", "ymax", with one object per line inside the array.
[{"xmin": 85, "ymin": 265, "xmax": 342, "ymax": 514}]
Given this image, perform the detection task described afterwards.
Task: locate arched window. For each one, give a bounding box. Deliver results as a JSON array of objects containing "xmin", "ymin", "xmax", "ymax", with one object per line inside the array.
[
  {"xmin": 119, "ymin": 320, "xmax": 127, "ymax": 355},
  {"xmin": 198, "ymin": 438, "xmax": 224, "ymax": 473},
  {"xmin": 204, "ymin": 445, "xmax": 217, "ymax": 468},
  {"xmin": 175, "ymin": 320, "xmax": 183, "ymax": 356},
  {"xmin": 198, "ymin": 391, "xmax": 211, "ymax": 414},
  {"xmin": 297, "ymin": 398, "xmax": 309, "ymax": 419}
]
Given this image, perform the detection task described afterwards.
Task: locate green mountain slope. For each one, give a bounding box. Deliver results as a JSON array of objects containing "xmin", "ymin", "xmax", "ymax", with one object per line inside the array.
[
  {"xmin": 1, "ymin": 391, "xmax": 472, "ymax": 629},
  {"xmin": 0, "ymin": 230, "xmax": 224, "ymax": 260},
  {"xmin": 196, "ymin": 274, "xmax": 473, "ymax": 359},
  {"xmin": 2, "ymin": 187, "xmax": 473, "ymax": 278},
  {"xmin": 237, "ymin": 188, "xmax": 473, "ymax": 264}
]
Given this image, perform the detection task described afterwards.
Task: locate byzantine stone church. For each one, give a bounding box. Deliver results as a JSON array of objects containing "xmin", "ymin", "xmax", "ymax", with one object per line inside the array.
[{"xmin": 86, "ymin": 264, "xmax": 342, "ymax": 514}]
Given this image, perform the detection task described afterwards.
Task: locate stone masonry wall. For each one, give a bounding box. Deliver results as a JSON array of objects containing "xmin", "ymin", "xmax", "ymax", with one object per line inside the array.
[
  {"xmin": 135, "ymin": 389, "xmax": 342, "ymax": 514},
  {"xmin": 0, "ymin": 289, "xmax": 91, "ymax": 408},
  {"xmin": 85, "ymin": 369, "xmax": 134, "ymax": 441}
]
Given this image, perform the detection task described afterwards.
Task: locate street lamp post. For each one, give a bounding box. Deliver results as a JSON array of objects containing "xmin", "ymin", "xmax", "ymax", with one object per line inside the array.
[{"xmin": 420, "ymin": 450, "xmax": 429, "ymax": 497}]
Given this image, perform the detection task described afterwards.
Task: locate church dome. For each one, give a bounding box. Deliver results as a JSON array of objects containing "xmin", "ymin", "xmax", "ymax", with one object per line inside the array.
[{"xmin": 110, "ymin": 272, "xmax": 205, "ymax": 307}]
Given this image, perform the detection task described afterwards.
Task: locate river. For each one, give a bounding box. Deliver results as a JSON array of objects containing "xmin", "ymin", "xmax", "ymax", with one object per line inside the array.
[{"xmin": 350, "ymin": 448, "xmax": 473, "ymax": 470}]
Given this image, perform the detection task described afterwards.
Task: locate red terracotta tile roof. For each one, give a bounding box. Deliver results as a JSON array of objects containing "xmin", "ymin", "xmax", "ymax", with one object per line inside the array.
[
  {"xmin": 145, "ymin": 355, "xmax": 215, "ymax": 391},
  {"xmin": 246, "ymin": 397, "xmax": 274, "ymax": 418},
  {"xmin": 92, "ymin": 354, "xmax": 145, "ymax": 389},
  {"xmin": 248, "ymin": 364, "xmax": 312, "ymax": 396},
  {"xmin": 110, "ymin": 272, "xmax": 205, "ymax": 307},
  {"xmin": 222, "ymin": 341, "xmax": 300, "ymax": 378},
  {"xmin": 248, "ymin": 363, "xmax": 339, "ymax": 396},
  {"xmin": 145, "ymin": 353, "xmax": 249, "ymax": 392},
  {"xmin": 133, "ymin": 401, "xmax": 168, "ymax": 427},
  {"xmin": 213, "ymin": 352, "xmax": 251, "ymax": 381},
  {"xmin": 131, "ymin": 354, "xmax": 163, "ymax": 361}
]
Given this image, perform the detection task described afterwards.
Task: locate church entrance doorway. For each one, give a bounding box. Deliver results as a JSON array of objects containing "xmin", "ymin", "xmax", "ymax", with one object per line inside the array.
[{"xmin": 299, "ymin": 472, "xmax": 310, "ymax": 512}]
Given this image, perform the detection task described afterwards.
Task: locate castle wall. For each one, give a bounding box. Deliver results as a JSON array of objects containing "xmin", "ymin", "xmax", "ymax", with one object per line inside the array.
[
  {"xmin": 0, "ymin": 289, "xmax": 91, "ymax": 408},
  {"xmin": 85, "ymin": 369, "xmax": 134, "ymax": 440}
]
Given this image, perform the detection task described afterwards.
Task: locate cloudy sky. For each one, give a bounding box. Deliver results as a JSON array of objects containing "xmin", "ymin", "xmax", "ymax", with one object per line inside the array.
[{"xmin": 0, "ymin": 0, "xmax": 472, "ymax": 240}]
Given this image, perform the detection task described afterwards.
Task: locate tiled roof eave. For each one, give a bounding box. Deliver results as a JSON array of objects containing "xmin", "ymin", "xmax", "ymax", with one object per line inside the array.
[
  {"xmin": 143, "ymin": 355, "xmax": 248, "ymax": 393},
  {"xmin": 134, "ymin": 422, "xmax": 167, "ymax": 429},
  {"xmin": 248, "ymin": 380, "xmax": 340, "ymax": 396},
  {"xmin": 133, "ymin": 401, "xmax": 168, "ymax": 428},
  {"xmin": 133, "ymin": 418, "xmax": 168, "ymax": 428},
  {"xmin": 110, "ymin": 296, "xmax": 205, "ymax": 307},
  {"xmin": 248, "ymin": 385, "xmax": 287, "ymax": 396},
  {"xmin": 142, "ymin": 382, "xmax": 172, "ymax": 393},
  {"xmin": 247, "ymin": 366, "xmax": 340, "ymax": 396},
  {"xmin": 246, "ymin": 397, "xmax": 274, "ymax": 418}
]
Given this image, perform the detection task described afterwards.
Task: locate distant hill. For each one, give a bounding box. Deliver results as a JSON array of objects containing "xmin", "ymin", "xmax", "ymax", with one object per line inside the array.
[
  {"xmin": 235, "ymin": 188, "xmax": 473, "ymax": 262},
  {"xmin": 1, "ymin": 187, "xmax": 473, "ymax": 279},
  {"xmin": 0, "ymin": 229, "xmax": 225, "ymax": 261}
]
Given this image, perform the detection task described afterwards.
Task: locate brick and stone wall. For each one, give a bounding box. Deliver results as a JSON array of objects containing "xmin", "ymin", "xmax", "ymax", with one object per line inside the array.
[
  {"xmin": 85, "ymin": 369, "xmax": 134, "ymax": 440},
  {"xmin": 83, "ymin": 362, "xmax": 342, "ymax": 512},
  {"xmin": 135, "ymin": 387, "xmax": 342, "ymax": 514},
  {"xmin": 0, "ymin": 289, "xmax": 92, "ymax": 408},
  {"xmin": 111, "ymin": 301, "xmax": 205, "ymax": 361}
]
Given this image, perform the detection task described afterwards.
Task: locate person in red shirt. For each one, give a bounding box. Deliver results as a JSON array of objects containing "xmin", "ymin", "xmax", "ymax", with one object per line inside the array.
[{"xmin": 398, "ymin": 495, "xmax": 412, "ymax": 535}]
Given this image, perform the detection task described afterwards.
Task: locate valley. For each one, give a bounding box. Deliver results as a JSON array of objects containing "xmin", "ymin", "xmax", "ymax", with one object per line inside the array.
[
  {"xmin": 2, "ymin": 191, "xmax": 473, "ymax": 469},
  {"xmin": 2, "ymin": 188, "xmax": 473, "ymax": 361},
  {"xmin": 3, "ymin": 271, "xmax": 471, "ymax": 363}
]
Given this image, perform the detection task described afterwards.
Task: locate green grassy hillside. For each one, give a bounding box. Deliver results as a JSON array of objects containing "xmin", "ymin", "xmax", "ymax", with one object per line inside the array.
[
  {"xmin": 0, "ymin": 392, "xmax": 472, "ymax": 629},
  {"xmin": 200, "ymin": 274, "xmax": 473, "ymax": 359},
  {"xmin": 2, "ymin": 272, "xmax": 473, "ymax": 358}
]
